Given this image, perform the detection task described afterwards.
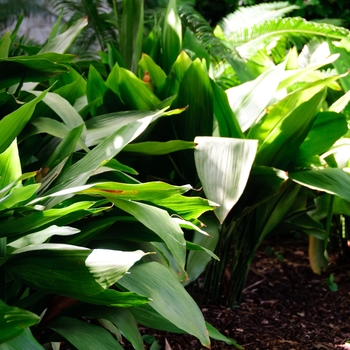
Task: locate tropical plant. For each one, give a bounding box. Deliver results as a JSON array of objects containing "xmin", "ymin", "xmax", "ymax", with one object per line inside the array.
[{"xmin": 0, "ymin": 11, "xmax": 239, "ymax": 350}]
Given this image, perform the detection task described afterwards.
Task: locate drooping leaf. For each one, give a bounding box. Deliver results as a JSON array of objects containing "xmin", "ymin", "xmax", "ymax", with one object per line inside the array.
[
  {"xmin": 0, "ymin": 90, "xmax": 47, "ymax": 153},
  {"xmin": 289, "ymin": 168, "xmax": 350, "ymax": 202},
  {"xmin": 7, "ymin": 245, "xmax": 147, "ymax": 296},
  {"xmin": 226, "ymin": 61, "xmax": 286, "ymax": 132},
  {"xmin": 48, "ymin": 316, "xmax": 123, "ymax": 350},
  {"xmin": 118, "ymin": 262, "xmax": 210, "ymax": 347},
  {"xmin": 195, "ymin": 136, "xmax": 258, "ymax": 223},
  {"xmin": 0, "ymin": 328, "xmax": 44, "ymax": 350},
  {"xmin": 112, "ymin": 199, "xmax": 186, "ymax": 269},
  {"xmin": 0, "ymin": 299, "xmax": 40, "ymax": 344}
]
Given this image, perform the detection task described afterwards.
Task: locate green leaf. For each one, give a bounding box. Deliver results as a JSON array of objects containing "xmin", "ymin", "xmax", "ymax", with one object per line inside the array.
[
  {"xmin": 118, "ymin": 262, "xmax": 210, "ymax": 347},
  {"xmin": 46, "ymin": 112, "xmax": 163, "ymax": 206},
  {"xmin": 84, "ymin": 110, "xmax": 160, "ymax": 148},
  {"xmin": 112, "ymin": 199, "xmax": 186, "ymax": 269},
  {"xmin": 0, "ymin": 184, "xmax": 40, "ymax": 210},
  {"xmin": 289, "ymin": 168, "xmax": 350, "ymax": 202},
  {"xmin": 39, "ymin": 17, "xmax": 88, "ymax": 54},
  {"xmin": 210, "ymin": 79, "xmax": 244, "ymax": 138},
  {"xmin": 0, "ymin": 56, "xmax": 71, "ymax": 89},
  {"xmin": 0, "ymin": 139, "xmax": 21, "ymax": 190},
  {"xmin": 226, "ymin": 61, "xmax": 286, "ymax": 132},
  {"xmin": 138, "ymin": 54, "xmax": 166, "ymax": 88},
  {"xmin": 173, "ymin": 59, "xmax": 213, "ymax": 141},
  {"xmin": 0, "ymin": 299, "xmax": 40, "ymax": 343},
  {"xmin": 162, "ymin": 0, "xmax": 182, "ymax": 74},
  {"xmin": 45, "ymin": 124, "xmax": 85, "ymax": 169},
  {"xmin": 250, "ymin": 83, "xmax": 328, "ymax": 168},
  {"xmin": 73, "ymin": 289, "xmax": 150, "ymax": 308},
  {"xmin": 0, "ymin": 90, "xmax": 47, "ymax": 153},
  {"xmin": 0, "ymin": 31, "xmax": 11, "ymax": 59},
  {"xmin": 195, "ymin": 136, "xmax": 258, "ymax": 223},
  {"xmin": 120, "ymin": 0, "xmax": 143, "ymax": 73},
  {"xmin": 157, "ymin": 51, "xmax": 192, "ymax": 100},
  {"xmin": 206, "ymin": 322, "xmax": 243, "ymax": 348},
  {"xmin": 48, "ymin": 316, "xmax": 123, "ymax": 350},
  {"xmin": 8, "ymin": 225, "xmax": 80, "ymax": 250},
  {"xmin": 123, "ymin": 140, "xmax": 195, "ymax": 155},
  {"xmin": 0, "ymin": 328, "xmax": 44, "ymax": 350},
  {"xmin": 295, "ymin": 112, "xmax": 348, "ymax": 164},
  {"xmin": 7, "ymin": 245, "xmax": 147, "ymax": 296},
  {"xmin": 86, "ymin": 64, "xmax": 109, "ymax": 117},
  {"xmin": 186, "ymin": 215, "xmax": 220, "ymax": 284},
  {"xmin": 82, "ymin": 306, "xmax": 144, "ymax": 350},
  {"xmin": 0, "ymin": 201, "xmax": 96, "ymax": 238}
]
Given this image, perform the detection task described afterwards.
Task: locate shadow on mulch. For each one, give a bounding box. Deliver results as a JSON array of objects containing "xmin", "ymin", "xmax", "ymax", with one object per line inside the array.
[{"xmin": 135, "ymin": 236, "xmax": 350, "ymax": 350}]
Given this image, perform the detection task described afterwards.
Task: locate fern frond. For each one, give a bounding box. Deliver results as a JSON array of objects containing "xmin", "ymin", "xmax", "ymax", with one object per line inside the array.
[
  {"xmin": 220, "ymin": 1, "xmax": 299, "ymax": 35},
  {"xmin": 227, "ymin": 17, "xmax": 349, "ymax": 58},
  {"xmin": 178, "ymin": 4, "xmax": 254, "ymax": 82}
]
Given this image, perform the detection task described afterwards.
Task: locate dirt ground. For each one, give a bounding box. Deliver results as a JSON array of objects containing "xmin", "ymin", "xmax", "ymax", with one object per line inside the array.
[{"xmin": 139, "ymin": 235, "xmax": 350, "ymax": 349}]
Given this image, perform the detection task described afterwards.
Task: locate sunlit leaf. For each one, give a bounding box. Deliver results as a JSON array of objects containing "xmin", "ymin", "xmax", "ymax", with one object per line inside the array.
[
  {"xmin": 195, "ymin": 136, "xmax": 258, "ymax": 223},
  {"xmin": 118, "ymin": 262, "xmax": 210, "ymax": 347}
]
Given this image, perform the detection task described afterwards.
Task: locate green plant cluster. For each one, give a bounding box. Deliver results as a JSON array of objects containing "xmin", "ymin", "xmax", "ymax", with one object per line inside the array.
[{"xmin": 1, "ymin": 1, "xmax": 350, "ymax": 349}]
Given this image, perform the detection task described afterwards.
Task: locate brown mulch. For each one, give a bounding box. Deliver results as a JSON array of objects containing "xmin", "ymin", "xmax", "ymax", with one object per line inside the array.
[{"xmin": 136, "ymin": 236, "xmax": 350, "ymax": 350}]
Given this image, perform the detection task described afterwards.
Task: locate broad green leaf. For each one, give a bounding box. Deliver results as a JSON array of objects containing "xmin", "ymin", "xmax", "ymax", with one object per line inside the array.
[
  {"xmin": 7, "ymin": 245, "xmax": 146, "ymax": 296},
  {"xmin": 0, "ymin": 184, "xmax": 40, "ymax": 210},
  {"xmin": 77, "ymin": 181, "xmax": 191, "ymax": 201},
  {"xmin": 226, "ymin": 61, "xmax": 285, "ymax": 132},
  {"xmin": 0, "ymin": 201, "xmax": 96, "ymax": 238},
  {"xmin": 30, "ymin": 91, "xmax": 85, "ymax": 130},
  {"xmin": 120, "ymin": 0, "xmax": 143, "ymax": 73},
  {"xmin": 0, "ymin": 328, "xmax": 44, "ymax": 350},
  {"xmin": 84, "ymin": 110, "xmax": 158, "ymax": 148},
  {"xmin": 133, "ymin": 305, "xmax": 184, "ymax": 334},
  {"xmin": 206, "ymin": 322, "xmax": 243, "ymax": 348},
  {"xmin": 86, "ymin": 64, "xmax": 109, "ymax": 116},
  {"xmin": 0, "ymin": 299, "xmax": 40, "ymax": 343},
  {"xmin": 278, "ymin": 53, "xmax": 340, "ymax": 90},
  {"xmin": 117, "ymin": 67, "xmax": 161, "ymax": 110},
  {"xmin": 0, "ymin": 172, "xmax": 37, "ymax": 200},
  {"xmin": 29, "ymin": 117, "xmax": 70, "ymax": 140},
  {"xmin": 289, "ymin": 168, "xmax": 350, "ymax": 202},
  {"xmin": 294, "ymin": 112, "xmax": 347, "ymax": 165},
  {"xmin": 195, "ymin": 136, "xmax": 258, "ymax": 223},
  {"xmin": 309, "ymin": 194, "xmax": 350, "ymax": 219},
  {"xmin": 0, "ymin": 90, "xmax": 47, "ymax": 153},
  {"xmin": 0, "ymin": 31, "xmax": 11, "ymax": 59},
  {"xmin": 123, "ymin": 140, "xmax": 195, "ymax": 155},
  {"xmin": 157, "ymin": 51, "xmax": 192, "ymax": 100},
  {"xmin": 82, "ymin": 306, "xmax": 144, "ymax": 350},
  {"xmin": 328, "ymin": 89, "xmax": 350, "ymax": 113},
  {"xmin": 0, "ymin": 56, "xmax": 71, "ymax": 89},
  {"xmin": 39, "ymin": 17, "xmax": 88, "ymax": 54},
  {"xmin": 45, "ymin": 124, "xmax": 84, "ymax": 169},
  {"xmin": 45, "ymin": 112, "xmax": 162, "ymax": 206},
  {"xmin": 251, "ymin": 84, "xmax": 328, "ymax": 168},
  {"xmin": 112, "ymin": 199, "xmax": 186, "ymax": 269},
  {"xmin": 73, "ymin": 289, "xmax": 150, "ymax": 308},
  {"xmin": 0, "ymin": 139, "xmax": 21, "ymax": 190},
  {"xmin": 329, "ymin": 38, "xmax": 350, "ymax": 92},
  {"xmin": 8, "ymin": 225, "xmax": 80, "ymax": 250},
  {"xmin": 153, "ymin": 195, "xmax": 218, "ymax": 222},
  {"xmin": 138, "ymin": 54, "xmax": 166, "ymax": 88},
  {"xmin": 162, "ymin": 0, "xmax": 182, "ymax": 74},
  {"xmin": 186, "ymin": 215, "xmax": 220, "ymax": 284},
  {"xmin": 210, "ymin": 79, "xmax": 244, "ymax": 138},
  {"xmin": 173, "ymin": 59, "xmax": 213, "ymax": 141},
  {"xmin": 118, "ymin": 262, "xmax": 210, "ymax": 346},
  {"xmin": 48, "ymin": 316, "xmax": 123, "ymax": 350}
]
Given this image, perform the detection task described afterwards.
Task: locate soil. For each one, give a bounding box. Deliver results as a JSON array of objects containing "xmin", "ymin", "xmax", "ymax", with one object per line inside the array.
[{"xmin": 136, "ymin": 236, "xmax": 350, "ymax": 350}]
